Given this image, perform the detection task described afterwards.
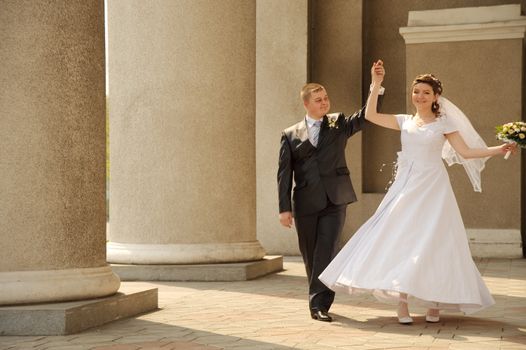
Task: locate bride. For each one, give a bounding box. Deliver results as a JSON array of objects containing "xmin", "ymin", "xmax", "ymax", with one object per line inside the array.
[{"xmin": 319, "ymin": 60, "xmax": 517, "ymax": 324}]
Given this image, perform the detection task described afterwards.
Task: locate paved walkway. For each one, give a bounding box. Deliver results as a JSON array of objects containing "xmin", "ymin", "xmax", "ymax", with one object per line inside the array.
[{"xmin": 1, "ymin": 257, "xmax": 525, "ymax": 350}]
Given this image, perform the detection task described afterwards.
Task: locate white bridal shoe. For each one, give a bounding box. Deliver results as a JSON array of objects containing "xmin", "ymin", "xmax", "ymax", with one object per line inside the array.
[
  {"xmin": 397, "ymin": 304, "xmax": 413, "ymax": 325},
  {"xmin": 426, "ymin": 309, "xmax": 440, "ymax": 323},
  {"xmin": 398, "ymin": 314, "xmax": 414, "ymax": 325}
]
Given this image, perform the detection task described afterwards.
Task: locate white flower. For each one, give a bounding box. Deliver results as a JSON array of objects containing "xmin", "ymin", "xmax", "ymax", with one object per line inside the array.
[{"xmin": 327, "ymin": 115, "xmax": 339, "ymax": 129}]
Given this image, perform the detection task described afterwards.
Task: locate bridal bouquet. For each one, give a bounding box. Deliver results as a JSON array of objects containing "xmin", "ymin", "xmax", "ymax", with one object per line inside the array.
[{"xmin": 496, "ymin": 121, "xmax": 526, "ymax": 159}]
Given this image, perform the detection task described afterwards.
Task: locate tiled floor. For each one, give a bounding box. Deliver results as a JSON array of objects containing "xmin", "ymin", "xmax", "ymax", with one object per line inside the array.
[{"xmin": 1, "ymin": 257, "xmax": 525, "ymax": 349}]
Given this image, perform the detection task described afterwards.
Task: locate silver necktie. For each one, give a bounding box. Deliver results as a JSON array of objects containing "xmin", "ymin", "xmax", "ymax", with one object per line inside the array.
[{"xmin": 311, "ymin": 120, "xmax": 322, "ymax": 147}]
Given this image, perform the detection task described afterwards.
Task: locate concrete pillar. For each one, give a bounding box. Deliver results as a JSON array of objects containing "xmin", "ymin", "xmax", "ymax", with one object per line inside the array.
[
  {"xmin": 400, "ymin": 4, "xmax": 525, "ymax": 257},
  {"xmin": 0, "ymin": 1, "xmax": 120, "ymax": 305},
  {"xmin": 310, "ymin": 0, "xmax": 366, "ymax": 246},
  {"xmin": 107, "ymin": 1, "xmax": 267, "ymax": 265},
  {"xmin": 256, "ymin": 0, "xmax": 309, "ymax": 255}
]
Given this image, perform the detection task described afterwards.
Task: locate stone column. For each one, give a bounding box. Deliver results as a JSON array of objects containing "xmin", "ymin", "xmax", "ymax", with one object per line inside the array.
[
  {"xmin": 0, "ymin": 1, "xmax": 120, "ymax": 305},
  {"xmin": 400, "ymin": 4, "xmax": 525, "ymax": 257},
  {"xmin": 256, "ymin": 0, "xmax": 308, "ymax": 255},
  {"xmin": 309, "ymin": 0, "xmax": 365, "ymax": 246},
  {"xmin": 107, "ymin": 1, "xmax": 267, "ymax": 266}
]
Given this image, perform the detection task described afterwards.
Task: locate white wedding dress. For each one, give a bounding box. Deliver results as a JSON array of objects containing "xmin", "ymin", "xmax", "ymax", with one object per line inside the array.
[{"xmin": 319, "ymin": 114, "xmax": 495, "ymax": 314}]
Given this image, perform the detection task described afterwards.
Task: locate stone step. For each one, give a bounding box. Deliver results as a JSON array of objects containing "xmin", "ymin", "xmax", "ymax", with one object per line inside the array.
[
  {"xmin": 111, "ymin": 256, "xmax": 283, "ymax": 281},
  {"xmin": 0, "ymin": 288, "xmax": 158, "ymax": 336}
]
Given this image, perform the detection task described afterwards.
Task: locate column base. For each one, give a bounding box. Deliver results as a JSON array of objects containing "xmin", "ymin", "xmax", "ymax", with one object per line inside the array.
[
  {"xmin": 467, "ymin": 229, "xmax": 523, "ymax": 258},
  {"xmin": 0, "ymin": 265, "xmax": 120, "ymax": 305},
  {"xmin": 0, "ymin": 288, "xmax": 158, "ymax": 335},
  {"xmin": 111, "ymin": 255, "xmax": 283, "ymax": 281},
  {"xmin": 107, "ymin": 241, "xmax": 266, "ymax": 264}
]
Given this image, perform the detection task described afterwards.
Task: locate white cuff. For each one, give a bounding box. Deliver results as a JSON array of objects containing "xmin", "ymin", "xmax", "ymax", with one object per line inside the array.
[{"xmin": 370, "ymin": 84, "xmax": 385, "ymax": 95}]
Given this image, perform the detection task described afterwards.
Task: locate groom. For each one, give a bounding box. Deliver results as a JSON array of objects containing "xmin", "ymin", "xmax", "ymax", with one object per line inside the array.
[{"xmin": 277, "ymin": 78, "xmax": 383, "ymax": 322}]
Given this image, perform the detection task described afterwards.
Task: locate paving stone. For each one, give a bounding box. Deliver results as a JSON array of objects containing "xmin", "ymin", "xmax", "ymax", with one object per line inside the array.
[{"xmin": 2, "ymin": 258, "xmax": 526, "ymax": 349}]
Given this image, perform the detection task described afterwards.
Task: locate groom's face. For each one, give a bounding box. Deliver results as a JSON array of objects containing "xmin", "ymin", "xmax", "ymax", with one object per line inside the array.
[{"xmin": 304, "ymin": 89, "xmax": 330, "ymax": 119}]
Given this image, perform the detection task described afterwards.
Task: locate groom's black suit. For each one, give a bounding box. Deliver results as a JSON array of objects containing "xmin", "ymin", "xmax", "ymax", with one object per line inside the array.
[{"xmin": 277, "ymin": 102, "xmax": 378, "ymax": 314}]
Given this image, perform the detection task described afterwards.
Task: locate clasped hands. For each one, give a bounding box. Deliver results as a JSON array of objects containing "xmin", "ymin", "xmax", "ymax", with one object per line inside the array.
[{"xmin": 371, "ymin": 60, "xmax": 385, "ymax": 86}]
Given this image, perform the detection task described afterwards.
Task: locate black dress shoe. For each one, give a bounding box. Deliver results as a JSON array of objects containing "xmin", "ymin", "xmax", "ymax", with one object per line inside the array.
[{"xmin": 311, "ymin": 310, "xmax": 332, "ymax": 322}]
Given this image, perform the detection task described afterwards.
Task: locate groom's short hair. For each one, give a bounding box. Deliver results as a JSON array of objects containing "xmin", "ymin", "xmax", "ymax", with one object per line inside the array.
[{"xmin": 301, "ymin": 83, "xmax": 325, "ymax": 102}]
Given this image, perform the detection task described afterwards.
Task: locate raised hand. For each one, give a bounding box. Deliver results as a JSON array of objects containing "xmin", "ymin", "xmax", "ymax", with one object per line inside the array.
[{"xmin": 371, "ymin": 60, "xmax": 385, "ymax": 86}]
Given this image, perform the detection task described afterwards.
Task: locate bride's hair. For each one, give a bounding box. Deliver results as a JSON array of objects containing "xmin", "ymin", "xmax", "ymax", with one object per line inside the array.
[{"xmin": 412, "ymin": 74, "xmax": 443, "ymax": 115}]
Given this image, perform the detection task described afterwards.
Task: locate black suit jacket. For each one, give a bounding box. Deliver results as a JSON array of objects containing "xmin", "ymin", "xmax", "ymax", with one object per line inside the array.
[{"xmin": 277, "ymin": 107, "xmax": 367, "ymax": 217}]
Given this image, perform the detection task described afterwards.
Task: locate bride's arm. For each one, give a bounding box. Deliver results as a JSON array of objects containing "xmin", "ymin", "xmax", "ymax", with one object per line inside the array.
[
  {"xmin": 365, "ymin": 60, "xmax": 399, "ymax": 130},
  {"xmin": 445, "ymin": 131, "xmax": 516, "ymax": 158}
]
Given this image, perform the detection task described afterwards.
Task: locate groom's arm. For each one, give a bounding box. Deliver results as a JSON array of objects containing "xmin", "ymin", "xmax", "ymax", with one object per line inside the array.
[
  {"xmin": 343, "ymin": 93, "xmax": 384, "ymax": 138},
  {"xmin": 277, "ymin": 132, "xmax": 293, "ymax": 214}
]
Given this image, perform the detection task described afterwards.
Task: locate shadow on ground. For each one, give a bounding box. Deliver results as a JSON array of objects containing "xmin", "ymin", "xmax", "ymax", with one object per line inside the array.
[{"xmin": 0, "ymin": 316, "xmax": 300, "ymax": 350}]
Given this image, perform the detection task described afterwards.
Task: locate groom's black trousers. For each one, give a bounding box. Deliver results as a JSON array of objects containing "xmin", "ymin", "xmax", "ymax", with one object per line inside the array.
[{"xmin": 294, "ymin": 201, "xmax": 346, "ymax": 313}]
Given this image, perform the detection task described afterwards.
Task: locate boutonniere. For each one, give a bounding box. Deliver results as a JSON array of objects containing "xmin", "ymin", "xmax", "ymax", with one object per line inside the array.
[{"xmin": 327, "ymin": 115, "xmax": 339, "ymax": 129}]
